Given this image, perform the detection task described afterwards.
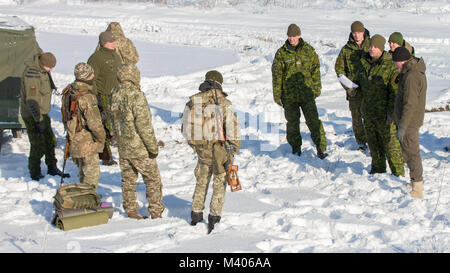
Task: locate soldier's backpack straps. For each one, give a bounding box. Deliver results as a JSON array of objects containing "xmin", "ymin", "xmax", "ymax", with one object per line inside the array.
[{"xmin": 61, "ymin": 84, "xmax": 89, "ymax": 133}]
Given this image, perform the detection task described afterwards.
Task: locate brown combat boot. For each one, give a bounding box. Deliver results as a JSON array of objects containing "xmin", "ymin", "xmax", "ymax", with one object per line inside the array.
[
  {"xmin": 410, "ymin": 181, "xmax": 424, "ymax": 199},
  {"xmin": 127, "ymin": 211, "xmax": 143, "ymax": 220}
]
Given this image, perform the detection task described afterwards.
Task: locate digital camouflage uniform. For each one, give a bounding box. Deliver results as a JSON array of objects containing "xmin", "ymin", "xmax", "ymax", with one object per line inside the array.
[
  {"xmin": 181, "ymin": 79, "xmax": 241, "ymax": 217},
  {"xmin": 87, "ymin": 45, "xmax": 121, "ymax": 163},
  {"xmin": 63, "ymin": 64, "xmax": 106, "ymax": 191},
  {"xmin": 110, "ymin": 64, "xmax": 165, "ymax": 218},
  {"xmin": 20, "ymin": 53, "xmax": 58, "ymax": 178},
  {"xmin": 272, "ymin": 39, "xmax": 327, "ymax": 154},
  {"xmin": 359, "ymin": 51, "xmax": 405, "ymax": 176},
  {"xmin": 106, "ymin": 22, "xmax": 139, "ymax": 65},
  {"xmin": 335, "ymin": 30, "xmax": 370, "ymax": 146}
]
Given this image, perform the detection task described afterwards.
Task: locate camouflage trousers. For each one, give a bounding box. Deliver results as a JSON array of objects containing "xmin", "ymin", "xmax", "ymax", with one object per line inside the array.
[
  {"xmin": 192, "ymin": 162, "xmax": 227, "ymax": 217},
  {"xmin": 72, "ymin": 153, "xmax": 100, "ymax": 191},
  {"xmin": 348, "ymin": 94, "xmax": 366, "ymax": 145},
  {"xmin": 364, "ymin": 119, "xmax": 405, "ymax": 176},
  {"xmin": 119, "ymin": 157, "xmax": 165, "ymax": 217},
  {"xmin": 23, "ymin": 115, "xmax": 57, "ymax": 176},
  {"xmin": 282, "ymin": 98, "xmax": 327, "ymax": 152}
]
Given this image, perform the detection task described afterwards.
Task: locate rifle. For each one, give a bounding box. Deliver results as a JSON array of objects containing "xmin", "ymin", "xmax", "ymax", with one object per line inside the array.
[
  {"xmin": 212, "ymin": 84, "xmax": 242, "ymax": 192},
  {"xmin": 60, "ymin": 136, "xmax": 70, "ymax": 186}
]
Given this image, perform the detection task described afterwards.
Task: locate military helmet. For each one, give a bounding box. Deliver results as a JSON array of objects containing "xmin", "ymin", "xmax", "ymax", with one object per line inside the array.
[
  {"xmin": 74, "ymin": 62, "xmax": 94, "ymax": 81},
  {"xmin": 205, "ymin": 70, "xmax": 223, "ymax": 84}
]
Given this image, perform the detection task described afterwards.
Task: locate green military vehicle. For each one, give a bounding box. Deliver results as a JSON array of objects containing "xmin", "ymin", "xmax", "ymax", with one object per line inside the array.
[{"xmin": 0, "ymin": 16, "xmax": 42, "ymax": 151}]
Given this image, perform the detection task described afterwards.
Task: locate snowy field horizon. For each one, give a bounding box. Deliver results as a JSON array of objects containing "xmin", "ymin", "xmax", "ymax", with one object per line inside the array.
[{"xmin": 0, "ymin": 0, "xmax": 449, "ymax": 253}]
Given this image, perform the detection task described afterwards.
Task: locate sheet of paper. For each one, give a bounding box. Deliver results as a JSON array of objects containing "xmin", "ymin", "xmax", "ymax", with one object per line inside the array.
[{"xmin": 338, "ymin": 74, "xmax": 359, "ymax": 89}]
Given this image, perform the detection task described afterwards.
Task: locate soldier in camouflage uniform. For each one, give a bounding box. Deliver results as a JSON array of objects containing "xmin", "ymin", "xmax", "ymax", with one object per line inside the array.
[
  {"xmin": 388, "ymin": 32, "xmax": 415, "ymax": 57},
  {"xmin": 88, "ymin": 31, "xmax": 121, "ymax": 166},
  {"xmin": 20, "ymin": 52, "xmax": 69, "ymax": 181},
  {"xmin": 335, "ymin": 21, "xmax": 370, "ymax": 151},
  {"xmin": 358, "ymin": 35, "xmax": 405, "ymax": 176},
  {"xmin": 110, "ymin": 63, "xmax": 165, "ymax": 220},
  {"xmin": 105, "ymin": 22, "xmax": 139, "ymax": 65},
  {"xmin": 272, "ymin": 24, "xmax": 328, "ymax": 159},
  {"xmin": 181, "ymin": 70, "xmax": 241, "ymax": 233},
  {"xmin": 62, "ymin": 63, "xmax": 105, "ymax": 191}
]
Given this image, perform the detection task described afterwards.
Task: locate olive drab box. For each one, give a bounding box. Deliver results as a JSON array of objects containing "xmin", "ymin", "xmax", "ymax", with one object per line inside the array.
[
  {"xmin": 0, "ymin": 16, "xmax": 42, "ymax": 150},
  {"xmin": 54, "ymin": 183, "xmax": 102, "ymax": 210}
]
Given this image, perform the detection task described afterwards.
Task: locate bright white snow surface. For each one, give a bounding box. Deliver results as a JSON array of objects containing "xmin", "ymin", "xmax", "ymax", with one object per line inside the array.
[{"xmin": 0, "ymin": 1, "xmax": 449, "ymax": 253}]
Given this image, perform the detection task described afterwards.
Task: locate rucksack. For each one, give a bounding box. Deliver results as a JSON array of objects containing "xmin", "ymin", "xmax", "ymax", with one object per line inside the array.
[
  {"xmin": 61, "ymin": 84, "xmax": 88, "ymax": 133},
  {"xmin": 54, "ymin": 183, "xmax": 102, "ymax": 210}
]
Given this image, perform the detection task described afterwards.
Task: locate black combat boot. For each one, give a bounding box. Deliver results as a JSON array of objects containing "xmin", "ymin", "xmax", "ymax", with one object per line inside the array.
[
  {"xmin": 31, "ymin": 173, "xmax": 45, "ymax": 181},
  {"xmin": 47, "ymin": 164, "xmax": 70, "ymax": 178},
  {"xmin": 207, "ymin": 214, "xmax": 221, "ymax": 234},
  {"xmin": 317, "ymin": 149, "xmax": 328, "ymax": 159},
  {"xmin": 292, "ymin": 146, "xmax": 301, "ymax": 156},
  {"xmin": 191, "ymin": 211, "xmax": 203, "ymax": 226}
]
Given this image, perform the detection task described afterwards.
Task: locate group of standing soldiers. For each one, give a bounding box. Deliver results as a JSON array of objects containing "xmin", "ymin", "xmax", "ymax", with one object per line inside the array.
[
  {"xmin": 19, "ymin": 20, "xmax": 427, "ymax": 233},
  {"xmin": 272, "ymin": 22, "xmax": 426, "ymax": 199},
  {"xmin": 20, "ymin": 22, "xmax": 239, "ymax": 232}
]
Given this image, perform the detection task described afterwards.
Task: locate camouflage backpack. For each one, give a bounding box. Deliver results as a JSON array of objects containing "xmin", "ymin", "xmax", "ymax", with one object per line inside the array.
[{"xmin": 54, "ymin": 183, "xmax": 102, "ymax": 210}]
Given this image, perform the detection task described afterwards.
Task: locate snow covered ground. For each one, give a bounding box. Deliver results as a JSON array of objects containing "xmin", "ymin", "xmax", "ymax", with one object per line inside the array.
[{"xmin": 0, "ymin": 0, "xmax": 449, "ymax": 253}]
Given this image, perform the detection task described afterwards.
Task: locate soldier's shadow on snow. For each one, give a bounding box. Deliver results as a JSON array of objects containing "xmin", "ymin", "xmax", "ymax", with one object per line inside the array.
[
  {"xmin": 163, "ymin": 194, "xmax": 192, "ymax": 223},
  {"xmin": 30, "ymin": 200, "xmax": 54, "ymax": 223},
  {"xmin": 419, "ymin": 132, "xmax": 449, "ymax": 161}
]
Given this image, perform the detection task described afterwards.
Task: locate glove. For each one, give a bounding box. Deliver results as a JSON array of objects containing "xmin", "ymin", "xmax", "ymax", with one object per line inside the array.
[
  {"xmin": 148, "ymin": 152, "xmax": 158, "ymax": 159},
  {"xmin": 36, "ymin": 121, "xmax": 45, "ymax": 133},
  {"xmin": 396, "ymin": 125, "xmax": 406, "ymax": 144},
  {"xmin": 346, "ymin": 88, "xmax": 357, "ymax": 97}
]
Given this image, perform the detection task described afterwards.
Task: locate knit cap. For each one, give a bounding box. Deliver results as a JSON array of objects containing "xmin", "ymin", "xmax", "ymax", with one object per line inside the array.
[
  {"xmin": 351, "ymin": 21, "xmax": 365, "ymax": 33},
  {"xmin": 287, "ymin": 24, "xmax": 301, "ymax": 37},
  {"xmin": 370, "ymin": 34, "xmax": 386, "ymax": 51},
  {"xmin": 392, "ymin": 46, "xmax": 411, "ymax": 62},
  {"xmin": 99, "ymin": 31, "xmax": 115, "ymax": 46},
  {"xmin": 205, "ymin": 70, "xmax": 223, "ymax": 84},
  {"xmin": 74, "ymin": 62, "xmax": 94, "ymax": 81},
  {"xmin": 39, "ymin": 52, "xmax": 56, "ymax": 68},
  {"xmin": 389, "ymin": 32, "xmax": 404, "ymax": 45}
]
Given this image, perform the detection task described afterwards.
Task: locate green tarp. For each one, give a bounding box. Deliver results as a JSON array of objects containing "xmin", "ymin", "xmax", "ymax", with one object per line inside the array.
[{"xmin": 0, "ymin": 16, "xmax": 42, "ymax": 129}]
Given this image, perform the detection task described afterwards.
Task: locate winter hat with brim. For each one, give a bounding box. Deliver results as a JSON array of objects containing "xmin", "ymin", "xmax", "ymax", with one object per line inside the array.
[
  {"xmin": 74, "ymin": 62, "xmax": 94, "ymax": 81},
  {"xmin": 99, "ymin": 31, "xmax": 115, "ymax": 46},
  {"xmin": 351, "ymin": 21, "xmax": 365, "ymax": 33},
  {"xmin": 389, "ymin": 32, "xmax": 404, "ymax": 45},
  {"xmin": 370, "ymin": 34, "xmax": 386, "ymax": 51},
  {"xmin": 287, "ymin": 24, "xmax": 301, "ymax": 37},
  {"xmin": 205, "ymin": 70, "xmax": 223, "ymax": 84},
  {"xmin": 392, "ymin": 46, "xmax": 411, "ymax": 62},
  {"xmin": 39, "ymin": 52, "xmax": 56, "ymax": 68}
]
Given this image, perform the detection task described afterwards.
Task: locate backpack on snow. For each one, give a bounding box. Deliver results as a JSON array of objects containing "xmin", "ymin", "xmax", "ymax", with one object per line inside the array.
[{"xmin": 53, "ymin": 183, "xmax": 102, "ymax": 210}]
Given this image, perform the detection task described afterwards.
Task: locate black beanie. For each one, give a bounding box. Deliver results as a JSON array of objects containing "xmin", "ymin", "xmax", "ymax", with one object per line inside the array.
[{"xmin": 392, "ymin": 46, "xmax": 411, "ymax": 62}]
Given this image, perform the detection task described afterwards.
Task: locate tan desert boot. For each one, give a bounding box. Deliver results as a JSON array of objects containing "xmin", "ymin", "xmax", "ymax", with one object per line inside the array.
[{"xmin": 410, "ymin": 181, "xmax": 424, "ymax": 199}]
